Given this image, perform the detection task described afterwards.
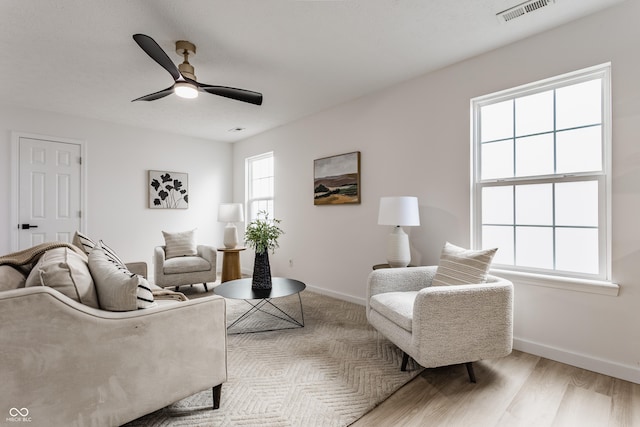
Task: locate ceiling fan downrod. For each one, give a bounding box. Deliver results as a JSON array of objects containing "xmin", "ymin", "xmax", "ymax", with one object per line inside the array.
[{"xmin": 176, "ymin": 40, "xmax": 197, "ymax": 81}]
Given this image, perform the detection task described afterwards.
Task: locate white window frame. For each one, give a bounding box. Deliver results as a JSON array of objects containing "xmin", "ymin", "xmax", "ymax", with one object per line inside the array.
[
  {"xmin": 471, "ymin": 63, "xmax": 618, "ymax": 296},
  {"xmin": 245, "ymin": 151, "xmax": 275, "ymax": 222}
]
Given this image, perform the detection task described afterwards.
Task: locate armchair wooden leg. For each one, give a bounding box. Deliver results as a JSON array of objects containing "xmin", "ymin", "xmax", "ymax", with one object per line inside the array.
[
  {"xmin": 204, "ymin": 282, "xmax": 209, "ymax": 292},
  {"xmin": 465, "ymin": 362, "xmax": 477, "ymax": 383},
  {"xmin": 212, "ymin": 384, "xmax": 222, "ymax": 409},
  {"xmin": 401, "ymin": 352, "xmax": 409, "ymax": 371}
]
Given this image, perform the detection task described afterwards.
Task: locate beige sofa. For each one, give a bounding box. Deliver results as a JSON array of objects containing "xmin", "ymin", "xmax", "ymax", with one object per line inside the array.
[{"xmin": 0, "ymin": 244, "xmax": 227, "ymax": 426}]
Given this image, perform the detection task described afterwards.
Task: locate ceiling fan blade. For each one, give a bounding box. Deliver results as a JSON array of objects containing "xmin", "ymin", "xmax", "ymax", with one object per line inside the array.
[
  {"xmin": 133, "ymin": 34, "xmax": 181, "ymax": 81},
  {"xmin": 199, "ymin": 84, "xmax": 263, "ymax": 105},
  {"xmin": 132, "ymin": 86, "xmax": 175, "ymax": 102}
]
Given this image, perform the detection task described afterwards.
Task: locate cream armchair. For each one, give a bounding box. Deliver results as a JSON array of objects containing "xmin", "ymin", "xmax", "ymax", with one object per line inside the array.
[
  {"xmin": 154, "ymin": 245, "xmax": 217, "ymax": 291},
  {"xmin": 366, "ymin": 266, "xmax": 513, "ymax": 382}
]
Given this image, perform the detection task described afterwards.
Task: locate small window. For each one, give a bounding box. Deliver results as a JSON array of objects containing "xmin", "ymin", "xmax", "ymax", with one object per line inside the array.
[
  {"xmin": 245, "ymin": 152, "xmax": 274, "ymax": 221},
  {"xmin": 471, "ymin": 64, "xmax": 611, "ymax": 281}
]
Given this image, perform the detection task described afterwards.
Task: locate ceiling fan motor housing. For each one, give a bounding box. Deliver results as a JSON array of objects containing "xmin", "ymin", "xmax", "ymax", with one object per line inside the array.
[{"xmin": 176, "ymin": 40, "xmax": 197, "ymax": 80}]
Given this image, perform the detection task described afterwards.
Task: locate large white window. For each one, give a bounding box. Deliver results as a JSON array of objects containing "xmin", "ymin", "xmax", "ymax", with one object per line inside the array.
[
  {"xmin": 245, "ymin": 152, "xmax": 274, "ymax": 221},
  {"xmin": 471, "ymin": 64, "xmax": 611, "ymax": 282}
]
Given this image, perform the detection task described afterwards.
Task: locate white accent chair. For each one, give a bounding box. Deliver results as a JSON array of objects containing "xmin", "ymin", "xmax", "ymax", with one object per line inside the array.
[
  {"xmin": 154, "ymin": 245, "xmax": 217, "ymax": 291},
  {"xmin": 366, "ymin": 266, "xmax": 513, "ymax": 382}
]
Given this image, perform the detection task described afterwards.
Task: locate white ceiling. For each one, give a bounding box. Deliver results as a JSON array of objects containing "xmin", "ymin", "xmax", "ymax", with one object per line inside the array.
[{"xmin": 0, "ymin": 0, "xmax": 626, "ymax": 142}]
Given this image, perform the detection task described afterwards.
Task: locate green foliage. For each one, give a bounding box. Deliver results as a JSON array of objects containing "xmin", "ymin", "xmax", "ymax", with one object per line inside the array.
[
  {"xmin": 340, "ymin": 185, "xmax": 358, "ymax": 196},
  {"xmin": 244, "ymin": 211, "xmax": 284, "ymax": 255}
]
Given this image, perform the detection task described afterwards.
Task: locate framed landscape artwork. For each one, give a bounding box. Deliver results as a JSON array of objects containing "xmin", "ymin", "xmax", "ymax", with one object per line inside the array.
[
  {"xmin": 314, "ymin": 151, "xmax": 361, "ymax": 205},
  {"xmin": 148, "ymin": 170, "xmax": 189, "ymax": 209}
]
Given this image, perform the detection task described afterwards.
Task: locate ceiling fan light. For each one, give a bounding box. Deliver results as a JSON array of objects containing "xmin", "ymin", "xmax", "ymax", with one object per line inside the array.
[{"xmin": 174, "ymin": 82, "xmax": 198, "ymax": 99}]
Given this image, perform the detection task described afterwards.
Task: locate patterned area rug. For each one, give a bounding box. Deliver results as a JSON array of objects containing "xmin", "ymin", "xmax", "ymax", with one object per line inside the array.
[{"xmin": 125, "ymin": 290, "xmax": 423, "ymax": 426}]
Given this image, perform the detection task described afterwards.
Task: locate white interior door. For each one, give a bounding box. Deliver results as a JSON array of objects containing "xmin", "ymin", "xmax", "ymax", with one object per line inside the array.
[{"xmin": 15, "ymin": 135, "xmax": 83, "ymax": 250}]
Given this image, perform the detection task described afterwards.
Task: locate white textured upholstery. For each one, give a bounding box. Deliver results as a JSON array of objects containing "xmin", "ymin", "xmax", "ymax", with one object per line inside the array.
[
  {"xmin": 163, "ymin": 256, "xmax": 211, "ymax": 274},
  {"xmin": 369, "ymin": 291, "xmax": 416, "ymax": 332},
  {"xmin": 154, "ymin": 244, "xmax": 217, "ymax": 288},
  {"xmin": 367, "ymin": 266, "xmax": 513, "ymax": 372}
]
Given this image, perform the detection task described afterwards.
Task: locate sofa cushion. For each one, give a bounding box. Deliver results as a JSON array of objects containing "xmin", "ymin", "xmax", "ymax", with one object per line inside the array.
[
  {"xmin": 89, "ymin": 244, "xmax": 156, "ymax": 311},
  {"xmin": 0, "ymin": 265, "xmax": 27, "ymax": 291},
  {"xmin": 369, "ymin": 291, "xmax": 417, "ymax": 332},
  {"xmin": 72, "ymin": 231, "xmax": 96, "ymax": 255},
  {"xmin": 162, "ymin": 229, "xmax": 197, "ymax": 259},
  {"xmin": 432, "ymin": 242, "xmax": 497, "ymax": 287},
  {"xmin": 25, "ymin": 247, "xmax": 99, "ymax": 308},
  {"xmin": 163, "ymin": 256, "xmax": 211, "ymax": 275}
]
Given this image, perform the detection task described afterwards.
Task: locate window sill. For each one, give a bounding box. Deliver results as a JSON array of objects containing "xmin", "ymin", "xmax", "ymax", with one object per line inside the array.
[{"xmin": 490, "ymin": 269, "xmax": 619, "ymax": 296}]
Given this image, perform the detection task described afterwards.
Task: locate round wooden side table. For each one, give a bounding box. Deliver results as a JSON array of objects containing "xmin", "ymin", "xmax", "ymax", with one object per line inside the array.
[{"xmin": 217, "ymin": 247, "xmax": 246, "ymax": 282}]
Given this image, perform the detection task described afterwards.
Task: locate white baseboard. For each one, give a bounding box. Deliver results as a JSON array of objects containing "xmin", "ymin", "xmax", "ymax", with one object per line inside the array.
[
  {"xmin": 236, "ymin": 273, "xmax": 367, "ymax": 306},
  {"xmin": 514, "ymin": 337, "xmax": 640, "ymax": 384},
  {"xmin": 304, "ymin": 284, "xmax": 366, "ymax": 307}
]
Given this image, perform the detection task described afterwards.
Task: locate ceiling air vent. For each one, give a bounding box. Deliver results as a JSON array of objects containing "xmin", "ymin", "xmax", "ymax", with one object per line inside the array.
[{"xmin": 497, "ymin": 0, "xmax": 555, "ymax": 23}]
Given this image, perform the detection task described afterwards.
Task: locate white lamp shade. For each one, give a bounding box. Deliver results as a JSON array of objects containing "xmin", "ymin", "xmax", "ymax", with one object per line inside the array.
[
  {"xmin": 218, "ymin": 203, "xmax": 244, "ymax": 223},
  {"xmin": 378, "ymin": 197, "xmax": 420, "ymax": 226}
]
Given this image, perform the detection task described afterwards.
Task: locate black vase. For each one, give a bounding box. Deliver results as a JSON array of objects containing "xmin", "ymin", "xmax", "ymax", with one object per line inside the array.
[{"xmin": 252, "ymin": 251, "xmax": 272, "ymax": 290}]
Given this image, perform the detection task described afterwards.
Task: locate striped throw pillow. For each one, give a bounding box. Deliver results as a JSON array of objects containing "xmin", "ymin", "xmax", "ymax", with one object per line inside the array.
[
  {"xmin": 99, "ymin": 240, "xmax": 126, "ymax": 266},
  {"xmin": 162, "ymin": 229, "xmax": 197, "ymax": 259},
  {"xmin": 432, "ymin": 242, "xmax": 497, "ymax": 286},
  {"xmin": 88, "ymin": 243, "xmax": 156, "ymax": 311},
  {"xmin": 72, "ymin": 231, "xmax": 96, "ymax": 255}
]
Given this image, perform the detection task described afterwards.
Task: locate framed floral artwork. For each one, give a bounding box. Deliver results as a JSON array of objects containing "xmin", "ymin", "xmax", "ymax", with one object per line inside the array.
[
  {"xmin": 148, "ymin": 170, "xmax": 189, "ymax": 209},
  {"xmin": 313, "ymin": 151, "xmax": 361, "ymax": 205}
]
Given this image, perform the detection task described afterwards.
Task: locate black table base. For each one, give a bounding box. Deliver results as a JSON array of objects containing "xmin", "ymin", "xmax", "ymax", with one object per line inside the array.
[{"xmin": 214, "ymin": 277, "xmax": 306, "ymax": 334}]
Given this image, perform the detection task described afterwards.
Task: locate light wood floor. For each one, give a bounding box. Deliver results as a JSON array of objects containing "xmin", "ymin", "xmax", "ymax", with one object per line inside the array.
[{"xmin": 352, "ymin": 350, "xmax": 640, "ymax": 427}]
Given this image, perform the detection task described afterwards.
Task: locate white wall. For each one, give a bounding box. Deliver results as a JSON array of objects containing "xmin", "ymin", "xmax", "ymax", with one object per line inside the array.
[
  {"xmin": 233, "ymin": 1, "xmax": 640, "ymax": 383},
  {"xmin": 0, "ymin": 105, "xmax": 232, "ymax": 272}
]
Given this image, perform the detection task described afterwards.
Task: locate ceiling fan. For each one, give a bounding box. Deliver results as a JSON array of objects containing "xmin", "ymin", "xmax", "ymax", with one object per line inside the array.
[{"xmin": 132, "ymin": 33, "xmax": 263, "ymax": 105}]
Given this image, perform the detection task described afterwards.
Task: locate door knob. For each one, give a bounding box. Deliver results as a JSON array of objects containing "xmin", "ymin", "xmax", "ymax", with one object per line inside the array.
[{"xmin": 20, "ymin": 224, "xmax": 39, "ymax": 229}]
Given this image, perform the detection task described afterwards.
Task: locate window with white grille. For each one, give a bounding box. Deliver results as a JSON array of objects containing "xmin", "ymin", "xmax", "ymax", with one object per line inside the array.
[
  {"xmin": 245, "ymin": 152, "xmax": 274, "ymax": 222},
  {"xmin": 471, "ymin": 64, "xmax": 611, "ymax": 281}
]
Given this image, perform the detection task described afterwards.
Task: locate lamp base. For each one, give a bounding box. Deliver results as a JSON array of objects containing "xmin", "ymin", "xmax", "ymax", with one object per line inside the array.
[
  {"xmin": 223, "ymin": 224, "xmax": 239, "ymax": 249},
  {"xmin": 386, "ymin": 226, "xmax": 410, "ymax": 268}
]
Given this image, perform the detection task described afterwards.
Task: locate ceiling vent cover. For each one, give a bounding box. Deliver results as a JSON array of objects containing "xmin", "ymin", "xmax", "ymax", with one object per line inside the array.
[{"xmin": 497, "ymin": 0, "xmax": 555, "ymax": 23}]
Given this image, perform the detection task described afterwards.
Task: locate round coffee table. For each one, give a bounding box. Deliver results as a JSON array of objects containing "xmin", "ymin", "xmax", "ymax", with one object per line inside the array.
[{"xmin": 214, "ymin": 277, "xmax": 306, "ymax": 333}]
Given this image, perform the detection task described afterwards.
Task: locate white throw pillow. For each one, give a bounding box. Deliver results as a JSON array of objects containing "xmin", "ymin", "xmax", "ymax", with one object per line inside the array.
[
  {"xmin": 25, "ymin": 247, "xmax": 99, "ymax": 308},
  {"xmin": 89, "ymin": 243, "xmax": 156, "ymax": 311},
  {"xmin": 162, "ymin": 229, "xmax": 197, "ymax": 259},
  {"xmin": 432, "ymin": 242, "xmax": 497, "ymax": 286}
]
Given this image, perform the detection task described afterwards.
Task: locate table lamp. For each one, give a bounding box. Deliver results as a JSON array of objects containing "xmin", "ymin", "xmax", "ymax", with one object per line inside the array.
[
  {"xmin": 218, "ymin": 203, "xmax": 244, "ymax": 248},
  {"xmin": 378, "ymin": 196, "xmax": 420, "ymax": 267}
]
